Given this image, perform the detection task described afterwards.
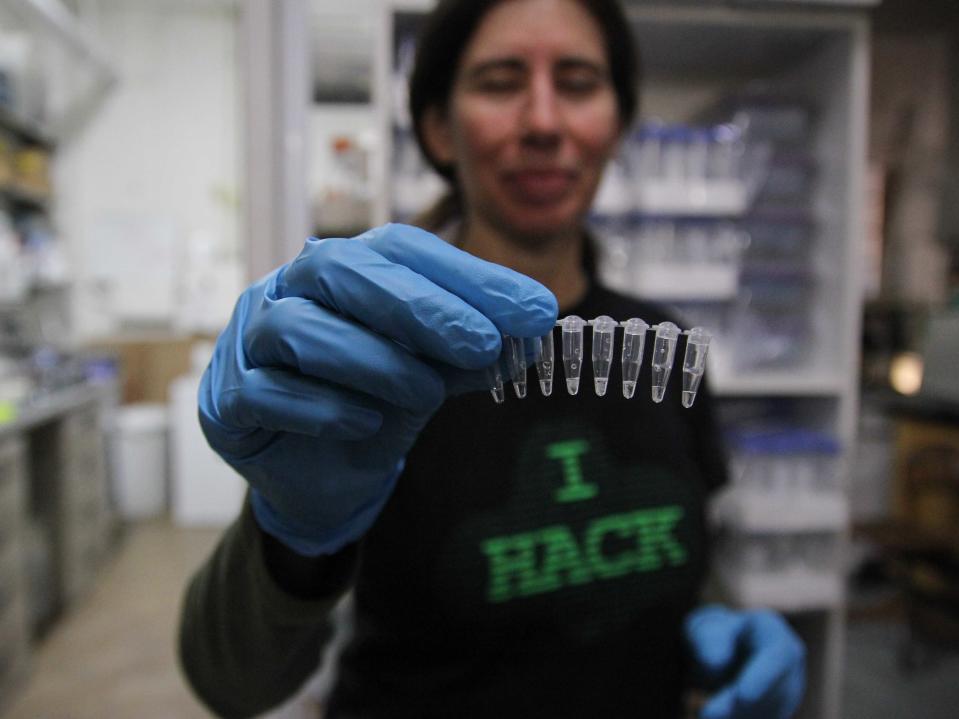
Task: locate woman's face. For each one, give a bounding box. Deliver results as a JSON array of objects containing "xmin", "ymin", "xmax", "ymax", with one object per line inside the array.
[{"xmin": 424, "ymin": 0, "xmax": 622, "ymax": 241}]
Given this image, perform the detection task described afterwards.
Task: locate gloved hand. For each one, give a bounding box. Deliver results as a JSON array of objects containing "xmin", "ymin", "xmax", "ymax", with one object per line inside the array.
[
  {"xmin": 684, "ymin": 604, "xmax": 806, "ymax": 719},
  {"xmin": 199, "ymin": 223, "xmax": 557, "ymax": 556}
]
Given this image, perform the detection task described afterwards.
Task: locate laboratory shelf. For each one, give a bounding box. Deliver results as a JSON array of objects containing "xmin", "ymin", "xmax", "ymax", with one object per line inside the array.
[
  {"xmin": 717, "ymin": 566, "xmax": 844, "ymax": 612},
  {"xmin": 0, "ymin": 1, "xmax": 118, "ymax": 706},
  {"xmin": 625, "ymin": 4, "xmax": 862, "ymax": 82},
  {"xmin": 0, "ymin": 382, "xmax": 116, "ymax": 440},
  {"xmin": 1, "ymin": 184, "xmax": 51, "ymax": 212},
  {"xmin": 614, "ymin": 265, "xmax": 740, "ymax": 302},
  {"xmin": 0, "ymin": 107, "xmax": 56, "ymax": 150},
  {"xmin": 712, "ymin": 487, "xmax": 849, "ymax": 533},
  {"xmin": 635, "ymin": 180, "xmax": 751, "ymax": 217},
  {"xmin": 0, "ymin": 0, "xmax": 116, "ymax": 142}
]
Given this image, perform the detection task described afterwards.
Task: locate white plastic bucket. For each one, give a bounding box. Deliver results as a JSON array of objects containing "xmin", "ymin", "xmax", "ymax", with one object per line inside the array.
[{"xmin": 111, "ymin": 403, "xmax": 169, "ymax": 520}]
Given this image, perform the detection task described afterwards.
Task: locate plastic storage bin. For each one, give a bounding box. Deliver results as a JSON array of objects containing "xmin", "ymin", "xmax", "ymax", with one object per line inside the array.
[
  {"xmin": 110, "ymin": 403, "xmax": 168, "ymax": 519},
  {"xmin": 169, "ymin": 345, "xmax": 245, "ymax": 526}
]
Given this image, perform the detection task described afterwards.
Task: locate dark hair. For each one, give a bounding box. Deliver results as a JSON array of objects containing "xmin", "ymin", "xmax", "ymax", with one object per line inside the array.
[{"xmin": 408, "ymin": 0, "xmax": 640, "ymax": 184}]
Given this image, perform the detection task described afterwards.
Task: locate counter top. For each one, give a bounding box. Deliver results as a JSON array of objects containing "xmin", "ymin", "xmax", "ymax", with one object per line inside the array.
[{"xmin": 0, "ymin": 381, "xmax": 118, "ymax": 438}]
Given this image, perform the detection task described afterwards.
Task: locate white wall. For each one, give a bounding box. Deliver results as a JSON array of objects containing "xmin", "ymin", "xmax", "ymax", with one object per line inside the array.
[{"xmin": 55, "ymin": 0, "xmax": 242, "ymax": 340}]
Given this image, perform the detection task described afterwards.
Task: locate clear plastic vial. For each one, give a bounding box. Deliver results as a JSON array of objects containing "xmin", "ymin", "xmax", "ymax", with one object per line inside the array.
[
  {"xmin": 681, "ymin": 327, "xmax": 711, "ymax": 408},
  {"xmin": 485, "ymin": 361, "xmax": 505, "ymax": 404},
  {"xmin": 590, "ymin": 316, "xmax": 617, "ymax": 396},
  {"xmin": 504, "ymin": 335, "xmax": 527, "ymax": 399},
  {"xmin": 561, "ymin": 315, "xmax": 585, "ymax": 395},
  {"xmin": 650, "ymin": 322, "xmax": 680, "ymax": 403},
  {"xmin": 533, "ymin": 331, "xmax": 555, "ymax": 397},
  {"xmin": 621, "ymin": 318, "xmax": 649, "ymax": 399}
]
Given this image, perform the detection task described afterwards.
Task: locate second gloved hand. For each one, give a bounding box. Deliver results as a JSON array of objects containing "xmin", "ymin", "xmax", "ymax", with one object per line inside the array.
[
  {"xmin": 685, "ymin": 604, "xmax": 806, "ymax": 719},
  {"xmin": 199, "ymin": 224, "xmax": 557, "ymax": 556}
]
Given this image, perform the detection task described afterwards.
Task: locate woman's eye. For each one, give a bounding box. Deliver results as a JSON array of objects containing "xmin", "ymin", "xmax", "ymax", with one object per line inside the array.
[
  {"xmin": 476, "ymin": 74, "xmax": 523, "ymax": 94},
  {"xmin": 557, "ymin": 73, "xmax": 602, "ymax": 96}
]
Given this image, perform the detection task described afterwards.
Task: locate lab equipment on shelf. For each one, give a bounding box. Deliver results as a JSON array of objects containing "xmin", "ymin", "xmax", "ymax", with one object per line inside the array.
[
  {"xmin": 715, "ymin": 531, "xmax": 844, "ymax": 611},
  {"xmin": 710, "ymin": 419, "xmax": 846, "ymax": 610},
  {"xmin": 601, "ymin": 121, "xmax": 771, "ymax": 217},
  {"xmin": 486, "ymin": 316, "xmax": 711, "ymax": 407},
  {"xmin": 597, "ymin": 218, "xmax": 748, "ymax": 302}
]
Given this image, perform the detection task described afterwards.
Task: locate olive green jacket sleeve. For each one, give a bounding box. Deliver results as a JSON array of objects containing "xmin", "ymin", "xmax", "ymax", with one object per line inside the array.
[{"xmin": 178, "ymin": 496, "xmax": 356, "ymax": 718}]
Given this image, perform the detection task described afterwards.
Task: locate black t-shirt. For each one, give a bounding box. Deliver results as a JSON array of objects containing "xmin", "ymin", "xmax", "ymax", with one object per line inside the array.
[{"xmin": 327, "ymin": 282, "xmax": 728, "ymax": 719}]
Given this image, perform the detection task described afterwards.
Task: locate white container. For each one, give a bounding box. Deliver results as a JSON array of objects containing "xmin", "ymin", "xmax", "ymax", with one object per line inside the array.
[
  {"xmin": 111, "ymin": 403, "xmax": 169, "ymax": 520},
  {"xmin": 169, "ymin": 345, "xmax": 245, "ymax": 527}
]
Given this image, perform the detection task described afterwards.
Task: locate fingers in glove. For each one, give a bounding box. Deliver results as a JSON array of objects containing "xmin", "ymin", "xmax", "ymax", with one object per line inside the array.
[
  {"xmin": 279, "ymin": 236, "xmax": 501, "ymax": 369},
  {"xmin": 213, "ymin": 367, "xmax": 383, "ymax": 439},
  {"xmin": 723, "ymin": 612, "xmax": 805, "ymax": 717},
  {"xmin": 697, "ymin": 610, "xmax": 805, "ymax": 719},
  {"xmin": 245, "ymin": 298, "xmax": 447, "ymax": 413},
  {"xmin": 358, "ymin": 224, "xmax": 558, "ymax": 339},
  {"xmin": 700, "ymin": 666, "xmax": 801, "ymax": 719},
  {"xmin": 685, "ymin": 605, "xmax": 747, "ymax": 685},
  {"xmin": 279, "ymin": 225, "xmax": 558, "ymax": 368},
  {"xmin": 434, "ymin": 364, "xmax": 496, "ymax": 397}
]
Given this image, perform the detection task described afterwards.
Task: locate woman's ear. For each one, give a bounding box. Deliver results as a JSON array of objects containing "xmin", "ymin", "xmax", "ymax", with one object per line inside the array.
[{"xmin": 421, "ymin": 105, "xmax": 455, "ymax": 166}]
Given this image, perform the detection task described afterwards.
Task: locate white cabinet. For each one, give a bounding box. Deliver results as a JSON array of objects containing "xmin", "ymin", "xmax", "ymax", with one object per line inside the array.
[
  {"xmin": 0, "ymin": 437, "xmax": 30, "ymax": 714},
  {"xmin": 624, "ymin": 10, "xmax": 867, "ymax": 719},
  {"xmin": 373, "ymin": 4, "xmax": 868, "ymax": 719},
  {"xmin": 0, "ymin": 381, "xmax": 118, "ymax": 707}
]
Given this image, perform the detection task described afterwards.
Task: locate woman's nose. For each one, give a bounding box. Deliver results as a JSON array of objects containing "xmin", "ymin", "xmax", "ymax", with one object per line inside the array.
[{"xmin": 521, "ymin": 74, "xmax": 562, "ymax": 143}]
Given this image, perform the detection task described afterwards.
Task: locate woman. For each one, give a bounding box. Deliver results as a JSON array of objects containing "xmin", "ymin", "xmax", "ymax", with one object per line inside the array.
[{"xmin": 179, "ymin": 1, "xmax": 805, "ymax": 717}]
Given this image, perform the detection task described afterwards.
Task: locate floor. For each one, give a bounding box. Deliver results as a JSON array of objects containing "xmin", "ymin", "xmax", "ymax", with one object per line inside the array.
[
  {"xmin": 843, "ymin": 619, "xmax": 959, "ymax": 719},
  {"xmin": 4, "ymin": 521, "xmax": 221, "ymax": 719},
  {"xmin": 4, "ymin": 521, "xmax": 959, "ymax": 718}
]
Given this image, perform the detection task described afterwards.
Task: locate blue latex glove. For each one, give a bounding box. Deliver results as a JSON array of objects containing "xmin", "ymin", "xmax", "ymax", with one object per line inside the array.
[
  {"xmin": 684, "ymin": 604, "xmax": 806, "ymax": 719},
  {"xmin": 199, "ymin": 223, "xmax": 557, "ymax": 556}
]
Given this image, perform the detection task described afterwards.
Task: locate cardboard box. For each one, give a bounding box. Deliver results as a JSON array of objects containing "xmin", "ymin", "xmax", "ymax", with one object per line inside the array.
[{"xmin": 85, "ymin": 335, "xmax": 213, "ymax": 405}]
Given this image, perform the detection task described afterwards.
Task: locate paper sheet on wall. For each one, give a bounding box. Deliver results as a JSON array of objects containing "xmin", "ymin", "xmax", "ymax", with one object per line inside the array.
[{"xmin": 84, "ymin": 215, "xmax": 180, "ymax": 323}]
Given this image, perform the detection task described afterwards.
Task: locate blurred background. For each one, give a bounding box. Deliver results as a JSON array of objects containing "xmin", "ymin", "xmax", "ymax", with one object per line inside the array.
[{"xmin": 0, "ymin": 0, "xmax": 957, "ymax": 717}]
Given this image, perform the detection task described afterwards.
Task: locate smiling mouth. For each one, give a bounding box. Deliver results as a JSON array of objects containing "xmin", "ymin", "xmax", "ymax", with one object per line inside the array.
[{"xmin": 504, "ymin": 169, "xmax": 578, "ymax": 204}]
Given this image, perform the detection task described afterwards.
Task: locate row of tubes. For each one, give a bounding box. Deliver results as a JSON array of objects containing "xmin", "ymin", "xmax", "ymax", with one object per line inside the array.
[{"xmin": 486, "ymin": 317, "xmax": 711, "ymax": 408}]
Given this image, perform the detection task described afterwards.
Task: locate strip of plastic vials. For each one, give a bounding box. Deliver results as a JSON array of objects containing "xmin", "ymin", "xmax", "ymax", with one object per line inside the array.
[{"xmin": 485, "ymin": 316, "xmax": 711, "ymax": 407}]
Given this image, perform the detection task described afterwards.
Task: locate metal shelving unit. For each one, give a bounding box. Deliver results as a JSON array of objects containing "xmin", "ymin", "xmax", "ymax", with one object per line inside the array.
[
  {"xmin": 0, "ymin": 2, "xmax": 118, "ymax": 706},
  {"xmin": 0, "ymin": 0, "xmax": 117, "ymax": 313},
  {"xmin": 0, "ymin": 0, "xmax": 116, "ymax": 142}
]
